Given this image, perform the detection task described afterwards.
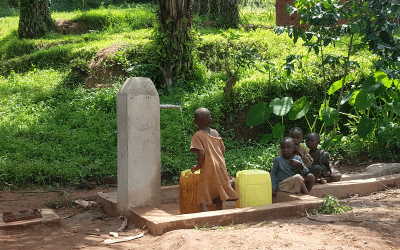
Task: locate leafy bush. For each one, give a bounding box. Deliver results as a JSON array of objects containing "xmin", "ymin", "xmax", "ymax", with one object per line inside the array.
[
  {"xmin": 311, "ymin": 195, "xmax": 351, "ymax": 215},
  {"xmin": 1, "ymin": 38, "xmax": 37, "ymax": 60}
]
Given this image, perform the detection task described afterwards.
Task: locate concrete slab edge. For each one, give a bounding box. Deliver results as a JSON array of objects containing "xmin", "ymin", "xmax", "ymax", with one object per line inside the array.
[
  {"xmin": 97, "ymin": 174, "xmax": 400, "ymax": 235},
  {"xmin": 310, "ymin": 174, "xmax": 400, "ymax": 198},
  {"xmin": 130, "ymin": 197, "xmax": 322, "ymax": 235},
  {"xmin": 96, "ymin": 192, "xmax": 119, "ymax": 217},
  {"xmin": 0, "ymin": 209, "xmax": 60, "ymax": 230}
]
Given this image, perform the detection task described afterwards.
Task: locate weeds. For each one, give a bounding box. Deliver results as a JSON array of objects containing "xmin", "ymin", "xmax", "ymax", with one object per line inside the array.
[{"xmin": 311, "ymin": 195, "xmax": 351, "ymax": 215}]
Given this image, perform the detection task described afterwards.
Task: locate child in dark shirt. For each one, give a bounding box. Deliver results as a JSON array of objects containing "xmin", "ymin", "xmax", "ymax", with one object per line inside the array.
[
  {"xmin": 306, "ymin": 132, "xmax": 342, "ymax": 183},
  {"xmin": 271, "ymin": 137, "xmax": 315, "ymax": 196},
  {"xmin": 279, "ymin": 127, "xmax": 313, "ymax": 168}
]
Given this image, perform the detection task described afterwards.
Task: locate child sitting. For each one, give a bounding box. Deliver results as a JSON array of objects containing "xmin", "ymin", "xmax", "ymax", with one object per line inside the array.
[
  {"xmin": 279, "ymin": 127, "xmax": 313, "ymax": 168},
  {"xmin": 271, "ymin": 137, "xmax": 315, "ymax": 195},
  {"xmin": 190, "ymin": 108, "xmax": 239, "ymax": 211},
  {"xmin": 306, "ymin": 132, "xmax": 342, "ymax": 183}
]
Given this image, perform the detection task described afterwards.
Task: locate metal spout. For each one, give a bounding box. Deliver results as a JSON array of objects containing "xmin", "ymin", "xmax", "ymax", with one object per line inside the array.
[{"xmin": 160, "ymin": 104, "xmax": 182, "ymax": 112}]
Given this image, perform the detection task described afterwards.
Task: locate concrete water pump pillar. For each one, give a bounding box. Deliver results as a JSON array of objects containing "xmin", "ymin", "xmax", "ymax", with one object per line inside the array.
[{"xmin": 116, "ymin": 77, "xmax": 161, "ymax": 214}]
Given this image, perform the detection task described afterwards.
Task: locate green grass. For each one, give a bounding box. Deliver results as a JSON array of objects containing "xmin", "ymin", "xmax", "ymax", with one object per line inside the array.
[
  {"xmin": 240, "ymin": 5, "xmax": 276, "ymax": 27},
  {"xmin": 0, "ymin": 69, "xmax": 120, "ymax": 187},
  {"xmin": 0, "ymin": 1, "xmax": 383, "ymax": 188}
]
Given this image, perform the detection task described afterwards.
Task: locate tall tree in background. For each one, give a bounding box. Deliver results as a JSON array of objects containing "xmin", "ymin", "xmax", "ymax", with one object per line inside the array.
[
  {"xmin": 193, "ymin": 0, "xmax": 209, "ymax": 15},
  {"xmin": 155, "ymin": 0, "xmax": 194, "ymax": 87},
  {"xmin": 219, "ymin": 0, "xmax": 239, "ymax": 28},
  {"xmin": 18, "ymin": 0, "xmax": 52, "ymax": 39},
  {"xmin": 193, "ymin": 0, "xmax": 239, "ymax": 28},
  {"xmin": 210, "ymin": 0, "xmax": 239, "ymax": 28}
]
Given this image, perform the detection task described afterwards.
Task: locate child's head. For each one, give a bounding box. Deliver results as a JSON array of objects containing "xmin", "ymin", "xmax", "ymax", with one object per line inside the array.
[
  {"xmin": 193, "ymin": 108, "xmax": 212, "ymax": 129},
  {"xmin": 289, "ymin": 127, "xmax": 304, "ymax": 146},
  {"xmin": 306, "ymin": 132, "xmax": 320, "ymax": 150},
  {"xmin": 280, "ymin": 137, "xmax": 295, "ymax": 159}
]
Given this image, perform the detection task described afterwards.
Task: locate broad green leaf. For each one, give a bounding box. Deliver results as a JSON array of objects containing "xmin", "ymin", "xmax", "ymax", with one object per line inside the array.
[
  {"xmin": 328, "ymin": 75, "xmax": 349, "ymax": 95},
  {"xmin": 380, "ymin": 91, "xmax": 392, "ymax": 104},
  {"xmin": 321, "ymin": 139, "xmax": 332, "ymax": 150},
  {"xmin": 387, "ymin": 89, "xmax": 399, "ymax": 103},
  {"xmin": 340, "ymin": 90, "xmax": 354, "ymax": 105},
  {"xmin": 323, "ymin": 38, "xmax": 331, "ymax": 47},
  {"xmin": 362, "ymin": 76, "xmax": 380, "ymax": 92},
  {"xmin": 272, "ymin": 123, "xmax": 285, "ymax": 138},
  {"xmin": 288, "ymin": 96, "xmax": 311, "ymax": 120},
  {"xmin": 355, "ymin": 89, "xmax": 374, "ymax": 111},
  {"xmin": 374, "ymin": 71, "xmax": 392, "ymax": 88},
  {"xmin": 313, "ymin": 45, "xmax": 319, "ymax": 56},
  {"xmin": 269, "ymin": 97, "xmax": 293, "ymax": 116},
  {"xmin": 393, "ymin": 100, "xmax": 400, "ymax": 116},
  {"xmin": 374, "ymin": 85, "xmax": 386, "ymax": 97},
  {"xmin": 319, "ymin": 101, "xmax": 330, "ymax": 121},
  {"xmin": 369, "ymin": 146, "xmax": 379, "ymax": 158},
  {"xmin": 260, "ymin": 134, "xmax": 273, "ymax": 144},
  {"xmin": 394, "ymin": 79, "xmax": 400, "ymax": 90},
  {"xmin": 395, "ymin": 128, "xmax": 400, "ymax": 145},
  {"xmin": 323, "ymin": 1, "xmax": 331, "ymax": 9},
  {"xmin": 246, "ymin": 102, "xmax": 272, "ymax": 126},
  {"xmin": 321, "ymin": 106, "xmax": 339, "ymax": 126},
  {"xmin": 357, "ymin": 117, "xmax": 375, "ymax": 138},
  {"xmin": 349, "ymin": 90, "xmax": 361, "ymax": 106},
  {"xmin": 293, "ymin": 27, "xmax": 300, "ymax": 44}
]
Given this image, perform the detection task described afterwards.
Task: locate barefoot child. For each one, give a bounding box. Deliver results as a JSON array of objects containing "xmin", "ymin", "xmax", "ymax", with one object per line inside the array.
[
  {"xmin": 271, "ymin": 137, "xmax": 315, "ymax": 195},
  {"xmin": 306, "ymin": 132, "xmax": 342, "ymax": 183},
  {"xmin": 190, "ymin": 108, "xmax": 239, "ymax": 211}
]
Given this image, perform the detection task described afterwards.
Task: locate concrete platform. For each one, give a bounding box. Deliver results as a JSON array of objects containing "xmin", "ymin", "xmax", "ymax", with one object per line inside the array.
[
  {"xmin": 311, "ymin": 174, "xmax": 400, "ymax": 198},
  {"xmin": 341, "ymin": 163, "xmax": 400, "ymax": 181},
  {"xmin": 97, "ymin": 170, "xmax": 400, "ymax": 235},
  {"xmin": 0, "ymin": 209, "xmax": 60, "ymax": 230}
]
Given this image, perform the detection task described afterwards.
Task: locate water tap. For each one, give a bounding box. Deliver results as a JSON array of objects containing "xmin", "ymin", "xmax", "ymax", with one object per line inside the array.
[{"xmin": 160, "ymin": 104, "xmax": 182, "ymax": 112}]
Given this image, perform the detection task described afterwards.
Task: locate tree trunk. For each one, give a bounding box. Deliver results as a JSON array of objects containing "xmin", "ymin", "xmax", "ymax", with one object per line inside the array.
[
  {"xmin": 193, "ymin": 0, "xmax": 209, "ymax": 16},
  {"xmin": 209, "ymin": 0, "xmax": 239, "ymax": 28},
  {"xmin": 223, "ymin": 59, "xmax": 237, "ymax": 97},
  {"xmin": 195, "ymin": 0, "xmax": 209, "ymax": 16},
  {"xmin": 219, "ymin": 0, "xmax": 239, "ymax": 28},
  {"xmin": 209, "ymin": 0, "xmax": 220, "ymax": 20},
  {"xmin": 18, "ymin": 0, "xmax": 52, "ymax": 39},
  {"xmin": 157, "ymin": 0, "xmax": 194, "ymax": 86}
]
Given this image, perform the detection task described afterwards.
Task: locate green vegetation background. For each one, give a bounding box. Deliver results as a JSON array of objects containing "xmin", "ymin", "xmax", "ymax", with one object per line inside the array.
[{"xmin": 0, "ymin": 0, "xmax": 378, "ymax": 188}]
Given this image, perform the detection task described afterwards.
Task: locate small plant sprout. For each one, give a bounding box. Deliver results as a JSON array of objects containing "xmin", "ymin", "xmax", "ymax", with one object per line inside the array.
[{"xmin": 313, "ymin": 195, "xmax": 351, "ymax": 215}]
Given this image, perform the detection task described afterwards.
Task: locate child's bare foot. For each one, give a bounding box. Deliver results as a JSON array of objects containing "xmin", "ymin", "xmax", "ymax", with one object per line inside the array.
[
  {"xmin": 319, "ymin": 178, "xmax": 327, "ymax": 184},
  {"xmin": 300, "ymin": 183, "xmax": 309, "ymax": 195}
]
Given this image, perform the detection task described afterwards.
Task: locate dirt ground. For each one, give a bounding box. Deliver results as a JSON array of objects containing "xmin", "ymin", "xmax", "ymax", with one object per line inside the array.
[{"xmin": 1, "ymin": 184, "xmax": 400, "ymax": 250}]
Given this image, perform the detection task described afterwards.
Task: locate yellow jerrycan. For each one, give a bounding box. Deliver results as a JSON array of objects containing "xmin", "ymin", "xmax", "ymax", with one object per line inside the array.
[
  {"xmin": 179, "ymin": 169, "xmax": 216, "ymax": 214},
  {"xmin": 235, "ymin": 169, "xmax": 272, "ymax": 208}
]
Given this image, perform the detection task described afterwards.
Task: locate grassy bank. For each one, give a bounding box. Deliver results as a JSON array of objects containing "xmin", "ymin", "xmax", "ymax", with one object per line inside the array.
[{"xmin": 0, "ymin": 1, "xmax": 378, "ymax": 188}]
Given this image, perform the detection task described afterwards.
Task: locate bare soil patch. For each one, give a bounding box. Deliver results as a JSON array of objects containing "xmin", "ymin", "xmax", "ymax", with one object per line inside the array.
[
  {"xmin": 54, "ymin": 19, "xmax": 98, "ymax": 35},
  {"xmin": 84, "ymin": 43, "xmax": 128, "ymax": 89},
  {"xmin": 1, "ymin": 185, "xmax": 400, "ymax": 249}
]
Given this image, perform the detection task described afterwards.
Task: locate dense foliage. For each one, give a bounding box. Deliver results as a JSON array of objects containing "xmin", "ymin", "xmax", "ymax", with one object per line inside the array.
[{"xmin": 0, "ymin": 0, "xmax": 398, "ymax": 189}]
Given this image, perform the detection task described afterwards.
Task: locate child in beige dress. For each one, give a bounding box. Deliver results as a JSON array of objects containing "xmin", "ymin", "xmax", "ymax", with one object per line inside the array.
[{"xmin": 190, "ymin": 108, "xmax": 239, "ymax": 211}]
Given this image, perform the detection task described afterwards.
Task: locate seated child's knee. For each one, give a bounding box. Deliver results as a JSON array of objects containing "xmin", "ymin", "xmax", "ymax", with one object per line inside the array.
[
  {"xmin": 305, "ymin": 173, "xmax": 315, "ymax": 182},
  {"xmin": 332, "ymin": 172, "xmax": 342, "ymax": 182}
]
